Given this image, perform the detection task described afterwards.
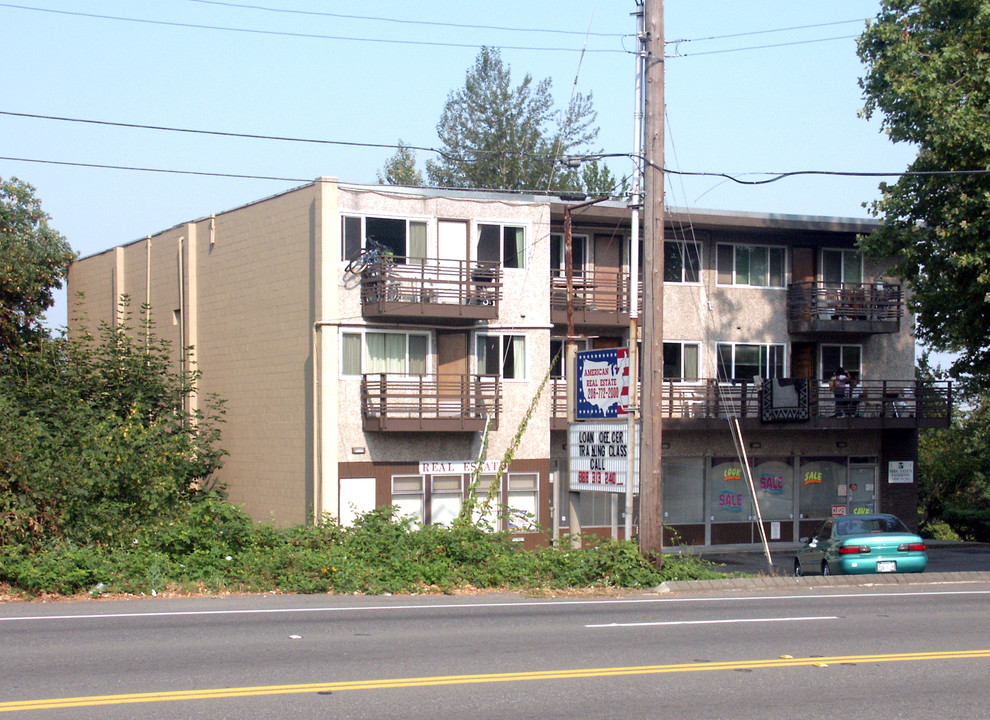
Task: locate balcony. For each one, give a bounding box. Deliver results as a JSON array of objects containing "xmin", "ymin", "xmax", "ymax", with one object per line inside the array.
[
  {"xmin": 550, "ymin": 377, "xmax": 951, "ymax": 431},
  {"xmin": 361, "ymin": 257, "xmax": 501, "ymax": 324},
  {"xmin": 550, "ymin": 269, "xmax": 632, "ymax": 327},
  {"xmin": 361, "ymin": 373, "xmax": 501, "ymax": 432},
  {"xmin": 787, "ymin": 281, "xmax": 903, "ymax": 335}
]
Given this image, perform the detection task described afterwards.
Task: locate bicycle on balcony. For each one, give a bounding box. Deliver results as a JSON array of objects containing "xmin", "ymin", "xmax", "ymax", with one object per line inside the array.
[{"xmin": 345, "ymin": 237, "xmax": 394, "ymax": 275}]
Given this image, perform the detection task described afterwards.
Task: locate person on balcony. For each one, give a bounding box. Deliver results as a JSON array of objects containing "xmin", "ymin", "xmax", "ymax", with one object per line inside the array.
[{"xmin": 830, "ymin": 367, "xmax": 851, "ymax": 417}]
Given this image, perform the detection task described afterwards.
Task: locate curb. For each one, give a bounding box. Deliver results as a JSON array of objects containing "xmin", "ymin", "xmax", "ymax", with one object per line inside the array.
[{"xmin": 655, "ymin": 571, "xmax": 990, "ymax": 594}]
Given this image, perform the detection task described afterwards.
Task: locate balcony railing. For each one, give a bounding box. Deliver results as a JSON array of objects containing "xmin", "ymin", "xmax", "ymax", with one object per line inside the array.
[
  {"xmin": 361, "ymin": 256, "xmax": 501, "ymax": 323},
  {"xmin": 787, "ymin": 281, "xmax": 903, "ymax": 335},
  {"xmin": 550, "ymin": 268, "xmax": 632, "ymax": 326},
  {"xmin": 550, "ymin": 377, "xmax": 951, "ymax": 430},
  {"xmin": 361, "ymin": 373, "xmax": 501, "ymax": 432}
]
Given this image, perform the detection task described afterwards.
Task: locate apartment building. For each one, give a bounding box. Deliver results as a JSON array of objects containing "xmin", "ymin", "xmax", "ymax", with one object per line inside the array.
[{"xmin": 67, "ymin": 178, "xmax": 951, "ymax": 547}]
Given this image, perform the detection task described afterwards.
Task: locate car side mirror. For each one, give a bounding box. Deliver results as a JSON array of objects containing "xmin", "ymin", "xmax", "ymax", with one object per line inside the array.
[{"xmin": 808, "ymin": 538, "xmax": 817, "ymax": 547}]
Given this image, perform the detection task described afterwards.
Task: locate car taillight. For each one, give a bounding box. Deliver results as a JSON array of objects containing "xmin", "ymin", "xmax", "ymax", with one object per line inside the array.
[
  {"xmin": 839, "ymin": 545, "xmax": 871, "ymax": 555},
  {"xmin": 898, "ymin": 542, "xmax": 926, "ymax": 552}
]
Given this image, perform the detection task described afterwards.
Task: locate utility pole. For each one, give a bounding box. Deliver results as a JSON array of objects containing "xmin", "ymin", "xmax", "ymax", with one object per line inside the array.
[{"xmin": 639, "ymin": 0, "xmax": 664, "ymax": 563}]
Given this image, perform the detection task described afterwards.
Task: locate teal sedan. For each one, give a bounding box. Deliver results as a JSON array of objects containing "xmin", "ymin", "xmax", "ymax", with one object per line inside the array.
[{"xmin": 794, "ymin": 513, "xmax": 928, "ymax": 576}]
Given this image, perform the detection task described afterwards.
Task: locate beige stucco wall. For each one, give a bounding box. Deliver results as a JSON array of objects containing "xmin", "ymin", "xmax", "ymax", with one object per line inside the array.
[
  {"xmin": 189, "ymin": 183, "xmax": 324, "ymax": 525},
  {"xmin": 330, "ymin": 187, "xmax": 553, "ymax": 472}
]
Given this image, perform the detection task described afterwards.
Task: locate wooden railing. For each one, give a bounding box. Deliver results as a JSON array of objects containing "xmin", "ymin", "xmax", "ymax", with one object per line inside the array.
[
  {"xmin": 360, "ymin": 256, "xmax": 501, "ymax": 321},
  {"xmin": 361, "ymin": 373, "xmax": 501, "ymax": 432},
  {"xmin": 550, "ymin": 268, "xmax": 633, "ymax": 324},
  {"xmin": 550, "ymin": 377, "xmax": 951, "ymax": 426},
  {"xmin": 787, "ymin": 281, "xmax": 903, "ymax": 333}
]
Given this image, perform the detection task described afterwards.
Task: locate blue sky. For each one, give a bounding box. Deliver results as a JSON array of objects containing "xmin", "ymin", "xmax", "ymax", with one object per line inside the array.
[{"xmin": 0, "ymin": 1, "xmax": 914, "ymax": 328}]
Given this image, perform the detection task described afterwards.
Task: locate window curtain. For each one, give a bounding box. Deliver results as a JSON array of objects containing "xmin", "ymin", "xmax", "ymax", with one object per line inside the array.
[
  {"xmin": 342, "ymin": 333, "xmax": 361, "ymax": 375},
  {"xmin": 409, "ymin": 221, "xmax": 427, "ymax": 265},
  {"xmin": 367, "ymin": 333, "xmax": 406, "ymax": 373}
]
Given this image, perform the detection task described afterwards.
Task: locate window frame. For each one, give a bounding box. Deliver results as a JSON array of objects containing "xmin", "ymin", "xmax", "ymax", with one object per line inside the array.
[
  {"xmin": 821, "ymin": 248, "xmax": 864, "ymax": 287},
  {"xmin": 716, "ymin": 342, "xmax": 786, "ymax": 382},
  {"xmin": 662, "ymin": 341, "xmax": 701, "ymax": 382},
  {"xmin": 476, "ymin": 333, "xmax": 527, "ymax": 381},
  {"xmin": 663, "ymin": 240, "xmax": 702, "ymax": 284},
  {"xmin": 340, "ymin": 329, "xmax": 431, "ymax": 377},
  {"xmin": 340, "ymin": 214, "xmax": 429, "ymax": 263},
  {"xmin": 477, "ymin": 222, "xmax": 527, "ymax": 269},
  {"xmin": 550, "ymin": 232, "xmax": 589, "ymax": 274},
  {"xmin": 820, "ymin": 344, "xmax": 863, "ymax": 382},
  {"xmin": 716, "ymin": 243, "xmax": 786, "ymax": 288}
]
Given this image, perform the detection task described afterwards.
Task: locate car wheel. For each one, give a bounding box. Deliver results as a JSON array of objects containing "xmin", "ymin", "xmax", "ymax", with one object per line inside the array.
[
  {"xmin": 794, "ymin": 559, "xmax": 802, "ymax": 577},
  {"xmin": 822, "ymin": 561, "xmax": 831, "ymax": 576}
]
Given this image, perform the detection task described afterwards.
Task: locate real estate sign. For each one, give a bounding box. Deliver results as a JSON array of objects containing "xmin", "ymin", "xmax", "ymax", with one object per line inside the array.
[
  {"xmin": 568, "ymin": 422, "xmax": 640, "ymax": 493},
  {"xmin": 575, "ymin": 348, "xmax": 630, "ymax": 419}
]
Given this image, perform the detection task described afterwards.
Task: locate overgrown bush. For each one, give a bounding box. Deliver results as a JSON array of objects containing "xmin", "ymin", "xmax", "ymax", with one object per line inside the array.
[
  {"xmin": 0, "ymin": 302, "xmax": 226, "ymax": 550},
  {"xmin": 0, "ymin": 504, "xmax": 728, "ymax": 597}
]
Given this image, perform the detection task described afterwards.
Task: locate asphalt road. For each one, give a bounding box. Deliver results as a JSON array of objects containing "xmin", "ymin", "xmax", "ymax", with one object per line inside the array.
[{"xmin": 1, "ymin": 579, "xmax": 989, "ymax": 719}]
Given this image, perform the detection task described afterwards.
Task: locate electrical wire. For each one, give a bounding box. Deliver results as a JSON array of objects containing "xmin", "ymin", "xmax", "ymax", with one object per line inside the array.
[
  {"xmin": 186, "ymin": 0, "xmax": 630, "ymax": 38},
  {"xmin": 0, "ymin": 3, "xmax": 627, "ymax": 54}
]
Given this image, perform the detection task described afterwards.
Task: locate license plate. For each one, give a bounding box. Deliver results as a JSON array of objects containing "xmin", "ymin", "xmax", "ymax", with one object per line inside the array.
[{"xmin": 877, "ymin": 561, "xmax": 897, "ymax": 573}]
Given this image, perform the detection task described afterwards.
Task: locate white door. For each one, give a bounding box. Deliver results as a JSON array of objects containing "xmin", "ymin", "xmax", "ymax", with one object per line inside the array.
[{"xmin": 339, "ymin": 477, "xmax": 376, "ymax": 527}]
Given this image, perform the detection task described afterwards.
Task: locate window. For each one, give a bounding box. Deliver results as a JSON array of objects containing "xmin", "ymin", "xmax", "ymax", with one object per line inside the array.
[
  {"xmin": 822, "ymin": 249, "xmax": 863, "ymax": 287},
  {"xmin": 664, "ymin": 241, "xmax": 701, "ymax": 283},
  {"xmin": 341, "ymin": 215, "xmax": 428, "ymax": 263},
  {"xmin": 717, "ymin": 343, "xmax": 785, "ymax": 382},
  {"xmin": 430, "ymin": 475, "xmax": 463, "ymax": 527},
  {"xmin": 550, "ymin": 233, "xmax": 587, "ymax": 273},
  {"xmin": 663, "ymin": 342, "xmax": 700, "ymax": 381},
  {"xmin": 341, "ymin": 330, "xmax": 428, "ymax": 375},
  {"xmin": 478, "ymin": 223, "xmax": 525, "ymax": 269},
  {"xmin": 472, "ymin": 474, "xmax": 501, "ymax": 530},
  {"xmin": 507, "ymin": 473, "xmax": 539, "ymax": 530},
  {"xmin": 821, "ymin": 345, "xmax": 862, "ymax": 381},
  {"xmin": 662, "ymin": 458, "xmax": 705, "ymax": 523},
  {"xmin": 716, "ymin": 243, "xmax": 785, "ymax": 287},
  {"xmin": 477, "ymin": 334, "xmax": 526, "ymax": 379},
  {"xmin": 549, "ymin": 337, "xmax": 589, "ymax": 379},
  {"xmin": 391, "ymin": 475, "xmax": 424, "ymax": 526}
]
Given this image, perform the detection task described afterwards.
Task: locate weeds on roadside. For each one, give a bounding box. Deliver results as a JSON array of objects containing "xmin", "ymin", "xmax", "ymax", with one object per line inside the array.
[{"xmin": 0, "ymin": 505, "xmax": 726, "ymax": 597}]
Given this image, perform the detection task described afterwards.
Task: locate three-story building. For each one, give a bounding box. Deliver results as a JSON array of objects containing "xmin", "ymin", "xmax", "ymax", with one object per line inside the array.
[{"xmin": 67, "ymin": 179, "xmax": 951, "ymax": 548}]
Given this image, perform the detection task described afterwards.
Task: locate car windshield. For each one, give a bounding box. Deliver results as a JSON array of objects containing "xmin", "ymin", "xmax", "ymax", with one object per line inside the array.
[{"xmin": 834, "ymin": 515, "xmax": 910, "ymax": 537}]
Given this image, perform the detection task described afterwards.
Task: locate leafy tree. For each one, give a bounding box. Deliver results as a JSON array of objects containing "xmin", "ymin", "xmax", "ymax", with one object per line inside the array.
[
  {"xmin": 0, "ymin": 302, "xmax": 227, "ymax": 549},
  {"xmin": 0, "ymin": 177, "xmax": 75, "ymax": 353},
  {"xmin": 377, "ymin": 140, "xmax": 424, "ymax": 186},
  {"xmin": 916, "ymin": 353, "xmax": 990, "ymax": 541},
  {"xmin": 918, "ymin": 396, "xmax": 990, "ymax": 542},
  {"xmin": 426, "ymin": 47, "xmax": 599, "ymax": 192},
  {"xmin": 581, "ymin": 159, "xmax": 630, "ymax": 200},
  {"xmin": 857, "ymin": 1, "xmax": 990, "ymax": 386}
]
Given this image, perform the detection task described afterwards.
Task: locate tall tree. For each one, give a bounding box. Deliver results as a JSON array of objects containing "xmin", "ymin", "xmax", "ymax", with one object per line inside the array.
[
  {"xmin": 857, "ymin": 1, "xmax": 990, "ymax": 385},
  {"xmin": 0, "ymin": 177, "xmax": 75, "ymax": 352},
  {"xmin": 426, "ymin": 47, "xmax": 599, "ymax": 192},
  {"xmin": 377, "ymin": 140, "xmax": 424, "ymax": 186}
]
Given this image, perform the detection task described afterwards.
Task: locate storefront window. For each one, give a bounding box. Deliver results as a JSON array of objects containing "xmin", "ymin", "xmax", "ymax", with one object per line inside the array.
[
  {"xmin": 662, "ymin": 458, "xmax": 704, "ymax": 523},
  {"xmin": 391, "ymin": 475, "xmax": 424, "ymax": 527},
  {"xmin": 710, "ymin": 458, "xmax": 752, "ymax": 520},
  {"xmin": 798, "ymin": 458, "xmax": 847, "ymax": 519},
  {"xmin": 753, "ymin": 457, "xmax": 794, "ymax": 520}
]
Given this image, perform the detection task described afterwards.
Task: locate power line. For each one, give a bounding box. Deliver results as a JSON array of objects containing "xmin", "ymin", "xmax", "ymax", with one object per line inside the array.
[
  {"xmin": 0, "ymin": 155, "xmax": 310, "ymax": 183},
  {"xmin": 0, "ymin": 3, "xmax": 626, "ymax": 54},
  {"xmin": 5, "ymin": 152, "xmax": 989, "ymax": 189},
  {"xmin": 0, "ymin": 109, "xmax": 590, "ymax": 165},
  {"xmin": 668, "ymin": 18, "xmax": 866, "ymax": 45},
  {"xmin": 668, "ymin": 34, "xmax": 860, "ymax": 58},
  {"xmin": 186, "ymin": 0, "xmax": 629, "ymax": 38}
]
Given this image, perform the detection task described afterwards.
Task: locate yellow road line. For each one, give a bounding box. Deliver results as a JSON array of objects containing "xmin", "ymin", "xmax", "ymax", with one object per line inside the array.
[{"xmin": 2, "ymin": 649, "xmax": 988, "ymax": 712}]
